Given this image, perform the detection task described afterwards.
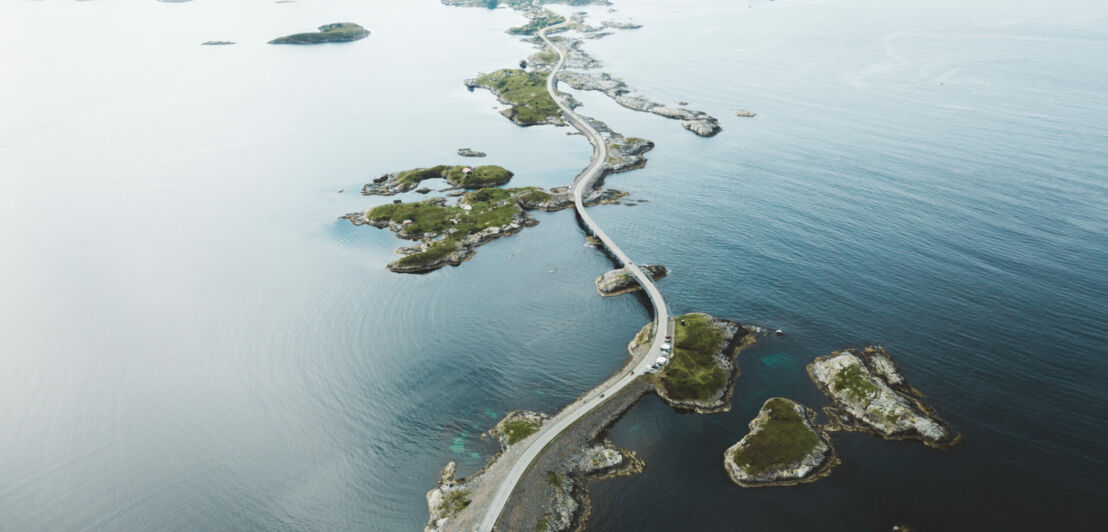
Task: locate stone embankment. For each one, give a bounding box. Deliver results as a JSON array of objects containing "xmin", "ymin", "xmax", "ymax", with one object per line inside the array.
[
  {"xmin": 724, "ymin": 398, "xmax": 838, "ymax": 487},
  {"xmin": 596, "ymin": 265, "xmax": 667, "ymax": 296},
  {"xmin": 807, "ymin": 347, "xmax": 960, "ymax": 448}
]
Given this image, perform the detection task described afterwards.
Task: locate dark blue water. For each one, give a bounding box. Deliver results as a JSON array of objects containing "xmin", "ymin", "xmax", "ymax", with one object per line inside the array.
[{"xmin": 1, "ymin": 0, "xmax": 1105, "ymax": 530}]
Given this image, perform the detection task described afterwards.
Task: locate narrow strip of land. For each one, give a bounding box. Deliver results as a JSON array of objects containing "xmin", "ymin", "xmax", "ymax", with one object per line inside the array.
[{"xmin": 477, "ymin": 24, "xmax": 671, "ymax": 532}]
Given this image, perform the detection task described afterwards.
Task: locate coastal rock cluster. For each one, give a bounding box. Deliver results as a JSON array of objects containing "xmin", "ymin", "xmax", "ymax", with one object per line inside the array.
[
  {"xmin": 724, "ymin": 398, "xmax": 837, "ymax": 487},
  {"xmin": 808, "ymin": 347, "xmax": 960, "ymax": 448},
  {"xmin": 362, "ymin": 164, "xmax": 513, "ymax": 196},
  {"xmin": 425, "ymin": 461, "xmax": 470, "ymax": 532},
  {"xmin": 558, "ymin": 71, "xmax": 722, "ymax": 137},
  {"xmin": 595, "ymin": 265, "xmax": 666, "ymax": 296}
]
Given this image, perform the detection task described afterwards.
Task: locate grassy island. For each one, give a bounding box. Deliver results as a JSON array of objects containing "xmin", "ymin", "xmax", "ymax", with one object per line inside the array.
[
  {"xmin": 501, "ymin": 418, "xmax": 541, "ymax": 444},
  {"xmin": 390, "ymin": 164, "xmax": 514, "ymax": 191},
  {"xmin": 269, "ymin": 22, "xmax": 369, "ymax": 45},
  {"xmin": 507, "ymin": 10, "xmax": 566, "ymax": 35},
  {"xmin": 360, "ymin": 186, "xmax": 539, "ymax": 272},
  {"xmin": 729, "ymin": 398, "xmax": 823, "ymax": 476},
  {"xmin": 659, "ymin": 313, "xmax": 727, "ymax": 402},
  {"xmin": 473, "ymin": 69, "xmax": 561, "ymax": 125}
]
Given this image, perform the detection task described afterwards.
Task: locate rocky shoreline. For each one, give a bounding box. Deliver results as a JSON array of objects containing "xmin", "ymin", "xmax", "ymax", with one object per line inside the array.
[
  {"xmin": 595, "ymin": 264, "xmax": 666, "ymax": 296},
  {"xmin": 807, "ymin": 347, "xmax": 961, "ymax": 448},
  {"xmin": 361, "ymin": 164, "xmax": 513, "ymax": 196},
  {"xmin": 724, "ymin": 398, "xmax": 838, "ymax": 487},
  {"xmin": 558, "ymin": 71, "xmax": 721, "ymax": 136},
  {"xmin": 269, "ymin": 22, "xmax": 369, "ymax": 45}
]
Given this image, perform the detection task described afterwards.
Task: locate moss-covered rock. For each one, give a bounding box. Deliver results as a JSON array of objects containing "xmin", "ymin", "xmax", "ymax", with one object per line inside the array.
[
  {"xmin": 269, "ymin": 22, "xmax": 369, "ymax": 45},
  {"xmin": 466, "ymin": 68, "xmax": 564, "ymax": 126},
  {"xmin": 655, "ymin": 313, "xmax": 760, "ymax": 412},
  {"xmin": 725, "ymin": 398, "xmax": 837, "ymax": 487},
  {"xmin": 807, "ymin": 347, "xmax": 960, "ymax": 448}
]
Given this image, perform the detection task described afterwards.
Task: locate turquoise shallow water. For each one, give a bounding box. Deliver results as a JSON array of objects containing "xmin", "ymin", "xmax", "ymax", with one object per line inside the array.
[{"xmin": 1, "ymin": 0, "xmax": 1106, "ymax": 530}]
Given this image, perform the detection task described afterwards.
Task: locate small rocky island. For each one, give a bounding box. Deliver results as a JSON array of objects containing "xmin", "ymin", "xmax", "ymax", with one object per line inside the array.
[
  {"xmin": 808, "ymin": 347, "xmax": 960, "ymax": 448},
  {"xmin": 651, "ymin": 313, "xmax": 760, "ymax": 412},
  {"xmin": 362, "ymin": 164, "xmax": 514, "ymax": 196},
  {"xmin": 595, "ymin": 265, "xmax": 666, "ymax": 296},
  {"xmin": 465, "ymin": 68, "xmax": 569, "ymax": 126},
  {"xmin": 269, "ymin": 22, "xmax": 369, "ymax": 45},
  {"xmin": 724, "ymin": 398, "xmax": 838, "ymax": 487},
  {"xmin": 457, "ymin": 148, "xmax": 486, "ymax": 158},
  {"xmin": 557, "ymin": 71, "xmax": 721, "ymax": 136},
  {"xmin": 347, "ymin": 174, "xmax": 627, "ymax": 273}
]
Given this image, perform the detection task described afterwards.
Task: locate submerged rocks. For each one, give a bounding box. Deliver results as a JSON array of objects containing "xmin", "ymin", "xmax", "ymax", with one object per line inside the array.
[
  {"xmin": 724, "ymin": 398, "xmax": 838, "ymax": 487},
  {"xmin": 595, "ymin": 265, "xmax": 667, "ymax": 296},
  {"xmin": 807, "ymin": 347, "xmax": 960, "ymax": 448}
]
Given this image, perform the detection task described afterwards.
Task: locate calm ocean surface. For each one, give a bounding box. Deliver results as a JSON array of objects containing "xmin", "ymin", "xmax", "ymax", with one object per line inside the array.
[{"xmin": 1, "ymin": 0, "xmax": 1105, "ymax": 530}]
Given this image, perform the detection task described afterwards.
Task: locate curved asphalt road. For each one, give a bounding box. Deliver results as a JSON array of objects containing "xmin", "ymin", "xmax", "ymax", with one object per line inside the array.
[{"xmin": 477, "ymin": 24, "xmax": 671, "ymax": 532}]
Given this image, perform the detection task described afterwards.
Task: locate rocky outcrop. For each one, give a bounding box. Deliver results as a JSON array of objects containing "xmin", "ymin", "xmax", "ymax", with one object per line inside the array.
[
  {"xmin": 736, "ymin": 109, "xmax": 757, "ymax": 117},
  {"xmin": 362, "ymin": 165, "xmax": 513, "ymax": 196},
  {"xmin": 269, "ymin": 22, "xmax": 369, "ymax": 45},
  {"xmin": 807, "ymin": 347, "xmax": 960, "ymax": 448},
  {"xmin": 490, "ymin": 410, "xmax": 549, "ymax": 449},
  {"xmin": 654, "ymin": 313, "xmax": 762, "ymax": 413},
  {"xmin": 595, "ymin": 265, "xmax": 666, "ymax": 296},
  {"xmin": 557, "ymin": 71, "xmax": 721, "ymax": 137},
  {"xmin": 682, "ymin": 118, "xmax": 722, "ymax": 137},
  {"xmin": 724, "ymin": 398, "xmax": 838, "ymax": 487},
  {"xmin": 457, "ymin": 148, "xmax": 486, "ymax": 157},
  {"xmin": 424, "ymin": 462, "xmax": 470, "ymax": 532}
]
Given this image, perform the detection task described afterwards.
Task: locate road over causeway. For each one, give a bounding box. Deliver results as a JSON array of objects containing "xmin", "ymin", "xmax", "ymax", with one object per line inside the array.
[{"xmin": 477, "ymin": 24, "xmax": 672, "ymax": 532}]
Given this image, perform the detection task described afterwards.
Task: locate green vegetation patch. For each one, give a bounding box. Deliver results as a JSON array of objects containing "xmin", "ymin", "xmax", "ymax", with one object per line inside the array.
[
  {"xmin": 269, "ymin": 22, "xmax": 369, "ymax": 44},
  {"xmin": 474, "ymin": 69, "xmax": 561, "ymax": 125},
  {"xmin": 507, "ymin": 10, "xmax": 566, "ymax": 35},
  {"xmin": 515, "ymin": 188, "xmax": 554, "ymax": 204},
  {"xmin": 502, "ymin": 418, "xmax": 541, "ymax": 444},
  {"xmin": 437, "ymin": 489, "xmax": 471, "ymax": 518},
  {"xmin": 367, "ymin": 200, "xmax": 462, "ymax": 237},
  {"xmin": 446, "ymin": 165, "xmax": 514, "ymax": 187},
  {"xmin": 730, "ymin": 398, "xmax": 822, "ymax": 476},
  {"xmin": 833, "ymin": 363, "xmax": 879, "ymax": 402},
  {"xmin": 659, "ymin": 313, "xmax": 727, "ymax": 401},
  {"xmin": 395, "ymin": 238, "xmax": 460, "ymax": 268},
  {"xmin": 393, "ymin": 164, "xmax": 513, "ymax": 189}
]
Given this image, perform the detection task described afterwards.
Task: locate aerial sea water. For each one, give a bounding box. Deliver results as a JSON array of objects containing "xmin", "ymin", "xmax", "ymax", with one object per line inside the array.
[{"xmin": 0, "ymin": 0, "xmax": 1104, "ymax": 530}]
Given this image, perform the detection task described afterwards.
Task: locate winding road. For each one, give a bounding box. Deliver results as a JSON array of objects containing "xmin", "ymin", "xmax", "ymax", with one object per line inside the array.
[{"xmin": 477, "ymin": 24, "xmax": 672, "ymax": 532}]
